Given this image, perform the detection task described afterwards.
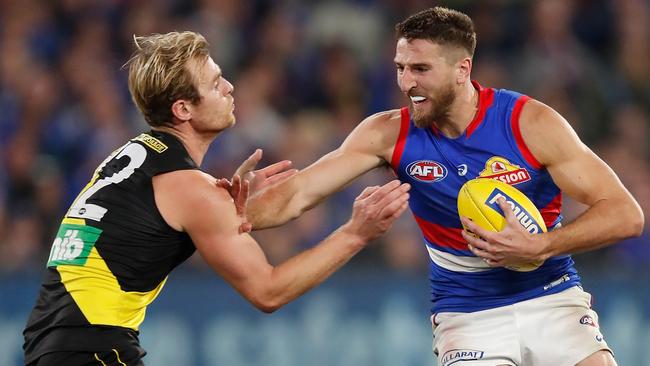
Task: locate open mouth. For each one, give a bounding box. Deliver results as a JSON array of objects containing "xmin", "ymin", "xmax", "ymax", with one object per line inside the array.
[{"xmin": 410, "ymin": 96, "xmax": 427, "ymax": 105}]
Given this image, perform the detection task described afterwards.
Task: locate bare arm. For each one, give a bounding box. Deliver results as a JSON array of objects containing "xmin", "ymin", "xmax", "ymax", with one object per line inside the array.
[
  {"xmin": 247, "ymin": 110, "xmax": 402, "ymax": 229},
  {"xmin": 463, "ymin": 100, "xmax": 643, "ymax": 266},
  {"xmin": 154, "ymin": 170, "xmax": 409, "ymax": 313}
]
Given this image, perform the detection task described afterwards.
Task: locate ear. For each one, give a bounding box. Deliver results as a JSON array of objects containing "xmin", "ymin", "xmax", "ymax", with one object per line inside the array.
[
  {"xmin": 457, "ymin": 57, "xmax": 472, "ymax": 85},
  {"xmin": 171, "ymin": 99, "xmax": 192, "ymax": 123}
]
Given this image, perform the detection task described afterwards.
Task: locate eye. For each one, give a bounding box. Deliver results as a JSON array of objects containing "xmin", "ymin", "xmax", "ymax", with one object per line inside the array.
[{"xmin": 396, "ymin": 65, "xmax": 404, "ymax": 73}]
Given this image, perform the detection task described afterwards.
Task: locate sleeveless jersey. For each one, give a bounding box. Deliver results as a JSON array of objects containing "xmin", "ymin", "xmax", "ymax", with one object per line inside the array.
[
  {"xmin": 391, "ymin": 82, "xmax": 580, "ymax": 314},
  {"xmin": 23, "ymin": 130, "xmax": 198, "ymax": 362}
]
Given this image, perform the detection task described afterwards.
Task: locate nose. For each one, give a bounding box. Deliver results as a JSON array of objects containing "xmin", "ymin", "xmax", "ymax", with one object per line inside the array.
[
  {"xmin": 224, "ymin": 78, "xmax": 234, "ymax": 94},
  {"xmin": 398, "ymin": 69, "xmax": 417, "ymax": 93}
]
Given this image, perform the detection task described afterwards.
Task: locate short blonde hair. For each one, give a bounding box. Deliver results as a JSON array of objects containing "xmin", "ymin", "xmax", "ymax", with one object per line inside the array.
[{"xmin": 125, "ymin": 31, "xmax": 210, "ymax": 127}]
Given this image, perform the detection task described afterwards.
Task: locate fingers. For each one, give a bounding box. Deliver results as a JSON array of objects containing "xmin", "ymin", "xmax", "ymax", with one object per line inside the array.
[
  {"xmin": 496, "ymin": 197, "xmax": 516, "ymax": 223},
  {"xmin": 235, "ymin": 149, "xmax": 263, "ymax": 176},
  {"xmin": 259, "ymin": 160, "xmax": 293, "ymax": 177},
  {"xmin": 386, "ymin": 200, "xmax": 409, "ymax": 221},
  {"xmin": 377, "ymin": 188, "xmax": 410, "ymax": 219},
  {"xmin": 356, "ymin": 185, "xmax": 380, "ymax": 201},
  {"xmin": 360, "ymin": 180, "xmax": 406, "ymax": 206},
  {"xmin": 239, "ymin": 222, "xmax": 252, "ymax": 234},
  {"xmin": 462, "ymin": 231, "xmax": 500, "ymax": 263},
  {"xmin": 238, "ymin": 178, "xmax": 250, "ymax": 204},
  {"xmin": 373, "ymin": 183, "xmax": 411, "ymax": 214},
  {"xmin": 264, "ymin": 168, "xmax": 298, "ymax": 185},
  {"xmin": 215, "ymin": 178, "xmax": 232, "ymax": 190},
  {"xmin": 460, "ymin": 216, "xmax": 494, "ymax": 242}
]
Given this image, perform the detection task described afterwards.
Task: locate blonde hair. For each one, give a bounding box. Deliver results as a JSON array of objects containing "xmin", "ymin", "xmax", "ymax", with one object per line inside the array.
[{"xmin": 125, "ymin": 31, "xmax": 210, "ymax": 127}]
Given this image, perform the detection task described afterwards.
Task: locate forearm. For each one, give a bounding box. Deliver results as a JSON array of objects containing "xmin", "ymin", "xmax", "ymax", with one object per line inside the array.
[
  {"xmin": 247, "ymin": 178, "xmax": 301, "ymax": 229},
  {"xmin": 256, "ymin": 226, "xmax": 365, "ymax": 312},
  {"xmin": 541, "ymin": 196, "xmax": 644, "ymax": 258},
  {"xmin": 249, "ymin": 151, "xmax": 381, "ymax": 229}
]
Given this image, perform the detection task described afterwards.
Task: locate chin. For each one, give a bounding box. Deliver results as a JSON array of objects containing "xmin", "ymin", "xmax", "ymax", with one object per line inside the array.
[{"xmin": 410, "ymin": 105, "xmax": 435, "ymax": 128}]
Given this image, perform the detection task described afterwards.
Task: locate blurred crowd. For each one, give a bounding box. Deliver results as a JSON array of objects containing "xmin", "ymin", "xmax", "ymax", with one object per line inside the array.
[{"xmin": 1, "ymin": 0, "xmax": 649, "ymax": 275}]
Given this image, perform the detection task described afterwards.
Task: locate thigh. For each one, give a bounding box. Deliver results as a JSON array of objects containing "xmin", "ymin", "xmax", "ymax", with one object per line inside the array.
[
  {"xmin": 576, "ymin": 350, "xmax": 617, "ymax": 366},
  {"xmin": 32, "ymin": 352, "xmax": 99, "ymax": 366},
  {"xmin": 432, "ymin": 308, "xmax": 520, "ymax": 366},
  {"xmin": 518, "ymin": 287, "xmax": 613, "ymax": 366}
]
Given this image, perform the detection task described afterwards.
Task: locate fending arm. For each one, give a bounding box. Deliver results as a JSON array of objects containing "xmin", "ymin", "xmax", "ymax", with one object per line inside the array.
[{"xmin": 247, "ymin": 110, "xmax": 402, "ymax": 229}]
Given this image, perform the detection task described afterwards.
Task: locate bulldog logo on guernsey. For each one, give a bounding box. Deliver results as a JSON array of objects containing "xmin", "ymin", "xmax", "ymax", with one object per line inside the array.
[
  {"xmin": 479, "ymin": 156, "xmax": 531, "ymax": 185},
  {"xmin": 406, "ymin": 160, "xmax": 447, "ymax": 182}
]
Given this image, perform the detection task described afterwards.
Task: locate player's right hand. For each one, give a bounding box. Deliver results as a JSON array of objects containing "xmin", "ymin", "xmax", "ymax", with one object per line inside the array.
[
  {"xmin": 343, "ymin": 180, "xmax": 410, "ymax": 243},
  {"xmin": 231, "ymin": 149, "xmax": 297, "ymax": 195}
]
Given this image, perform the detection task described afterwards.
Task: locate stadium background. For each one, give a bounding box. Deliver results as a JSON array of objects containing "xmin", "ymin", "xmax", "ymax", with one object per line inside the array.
[{"xmin": 0, "ymin": 0, "xmax": 648, "ymax": 365}]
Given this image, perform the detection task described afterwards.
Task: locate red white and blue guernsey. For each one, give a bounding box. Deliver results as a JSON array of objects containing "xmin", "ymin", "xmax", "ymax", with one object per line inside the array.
[{"xmin": 391, "ymin": 81, "xmax": 580, "ymax": 314}]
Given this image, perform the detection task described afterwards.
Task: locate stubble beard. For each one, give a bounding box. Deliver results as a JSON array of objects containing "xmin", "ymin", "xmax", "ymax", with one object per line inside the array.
[{"xmin": 411, "ymin": 84, "xmax": 456, "ymax": 129}]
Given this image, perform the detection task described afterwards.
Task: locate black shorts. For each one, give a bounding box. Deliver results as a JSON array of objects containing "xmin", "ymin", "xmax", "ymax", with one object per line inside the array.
[
  {"xmin": 28, "ymin": 348, "xmax": 145, "ymax": 366},
  {"xmin": 24, "ymin": 326, "xmax": 145, "ymax": 365}
]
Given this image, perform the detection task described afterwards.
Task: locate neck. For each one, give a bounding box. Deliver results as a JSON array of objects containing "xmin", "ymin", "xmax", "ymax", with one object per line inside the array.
[
  {"xmin": 435, "ymin": 81, "xmax": 479, "ymax": 138},
  {"xmin": 153, "ymin": 124, "xmax": 216, "ymax": 166}
]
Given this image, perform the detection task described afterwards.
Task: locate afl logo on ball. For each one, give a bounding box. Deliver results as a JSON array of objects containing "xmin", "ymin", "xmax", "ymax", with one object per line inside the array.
[{"xmin": 406, "ymin": 160, "xmax": 447, "ymax": 182}]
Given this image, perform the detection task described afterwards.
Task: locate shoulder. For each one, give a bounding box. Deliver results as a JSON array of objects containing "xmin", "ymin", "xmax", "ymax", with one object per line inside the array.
[
  {"xmin": 362, "ymin": 109, "xmax": 404, "ymax": 129},
  {"xmin": 153, "ymin": 170, "xmax": 235, "ymax": 231},
  {"xmin": 343, "ymin": 108, "xmax": 405, "ymax": 160},
  {"xmin": 351, "ymin": 108, "xmax": 404, "ymax": 143},
  {"xmin": 157, "ymin": 170, "xmax": 231, "ymax": 203},
  {"xmin": 518, "ymin": 99, "xmax": 585, "ymax": 166}
]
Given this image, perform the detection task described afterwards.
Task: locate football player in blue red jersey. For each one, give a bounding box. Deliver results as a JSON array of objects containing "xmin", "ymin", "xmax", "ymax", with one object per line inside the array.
[{"xmin": 236, "ymin": 7, "xmax": 643, "ymax": 366}]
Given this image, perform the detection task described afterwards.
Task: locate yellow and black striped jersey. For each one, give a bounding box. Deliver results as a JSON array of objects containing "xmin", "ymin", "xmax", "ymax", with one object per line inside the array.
[{"xmin": 24, "ymin": 130, "xmax": 198, "ymax": 362}]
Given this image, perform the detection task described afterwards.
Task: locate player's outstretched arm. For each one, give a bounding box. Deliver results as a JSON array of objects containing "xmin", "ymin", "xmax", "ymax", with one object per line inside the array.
[
  {"xmin": 154, "ymin": 170, "xmax": 409, "ymax": 313},
  {"xmin": 245, "ymin": 110, "xmax": 402, "ymax": 229},
  {"xmin": 465, "ymin": 100, "xmax": 643, "ymax": 266}
]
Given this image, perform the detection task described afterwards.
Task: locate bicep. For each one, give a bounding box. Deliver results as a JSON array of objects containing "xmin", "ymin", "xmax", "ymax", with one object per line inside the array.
[
  {"xmin": 172, "ymin": 178, "xmax": 272, "ymax": 296},
  {"xmin": 546, "ymin": 146, "xmax": 627, "ymax": 205},
  {"xmin": 521, "ymin": 101, "xmax": 629, "ymax": 205},
  {"xmin": 294, "ymin": 114, "xmax": 397, "ymax": 205}
]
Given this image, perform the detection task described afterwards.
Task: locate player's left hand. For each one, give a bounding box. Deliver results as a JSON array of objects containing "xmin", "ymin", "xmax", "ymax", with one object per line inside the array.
[
  {"xmin": 460, "ymin": 197, "xmax": 548, "ymax": 267},
  {"xmin": 219, "ymin": 149, "xmax": 297, "ymax": 196}
]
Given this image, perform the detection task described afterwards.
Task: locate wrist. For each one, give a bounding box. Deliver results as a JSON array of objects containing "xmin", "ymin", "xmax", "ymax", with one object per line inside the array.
[
  {"xmin": 338, "ymin": 223, "xmax": 369, "ymax": 251},
  {"xmin": 537, "ymin": 232, "xmax": 556, "ymax": 261}
]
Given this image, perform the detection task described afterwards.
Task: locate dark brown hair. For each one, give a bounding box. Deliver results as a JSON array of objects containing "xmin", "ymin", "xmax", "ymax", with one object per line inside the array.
[{"xmin": 395, "ymin": 7, "xmax": 477, "ymax": 57}]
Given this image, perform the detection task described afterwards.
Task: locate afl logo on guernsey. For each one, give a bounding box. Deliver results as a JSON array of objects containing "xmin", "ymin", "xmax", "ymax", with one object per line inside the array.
[{"xmin": 406, "ymin": 160, "xmax": 447, "ymax": 182}]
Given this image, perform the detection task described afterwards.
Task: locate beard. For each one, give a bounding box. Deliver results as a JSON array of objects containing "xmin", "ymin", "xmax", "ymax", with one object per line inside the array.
[{"xmin": 411, "ymin": 83, "xmax": 456, "ymax": 129}]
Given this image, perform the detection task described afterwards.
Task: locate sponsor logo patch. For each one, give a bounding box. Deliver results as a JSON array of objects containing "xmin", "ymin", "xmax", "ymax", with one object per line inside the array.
[
  {"xmin": 47, "ymin": 223, "xmax": 103, "ymax": 267},
  {"xmin": 406, "ymin": 160, "xmax": 447, "ymax": 182},
  {"xmin": 479, "ymin": 156, "xmax": 531, "ymax": 185},
  {"xmin": 440, "ymin": 349, "xmax": 485, "ymax": 366},
  {"xmin": 134, "ymin": 133, "xmax": 168, "ymax": 153},
  {"xmin": 580, "ymin": 315, "xmax": 598, "ymax": 328},
  {"xmin": 486, "ymin": 188, "xmax": 543, "ymax": 234}
]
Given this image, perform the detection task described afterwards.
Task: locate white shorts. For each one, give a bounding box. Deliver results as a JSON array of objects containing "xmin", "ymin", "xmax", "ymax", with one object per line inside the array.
[{"xmin": 431, "ymin": 286, "xmax": 612, "ymax": 366}]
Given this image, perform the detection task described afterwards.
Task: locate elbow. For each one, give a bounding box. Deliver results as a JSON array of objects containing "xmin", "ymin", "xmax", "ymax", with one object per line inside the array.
[
  {"xmin": 248, "ymin": 293, "xmax": 284, "ymax": 314},
  {"xmin": 256, "ymin": 304, "xmax": 280, "ymax": 314},
  {"xmin": 629, "ymin": 205, "xmax": 645, "ymax": 238},
  {"xmin": 623, "ymin": 200, "xmax": 645, "ymax": 238}
]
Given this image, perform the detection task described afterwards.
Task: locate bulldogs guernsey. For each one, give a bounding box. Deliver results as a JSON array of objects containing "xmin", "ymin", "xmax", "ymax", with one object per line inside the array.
[{"xmin": 391, "ymin": 81, "xmax": 580, "ymax": 314}]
